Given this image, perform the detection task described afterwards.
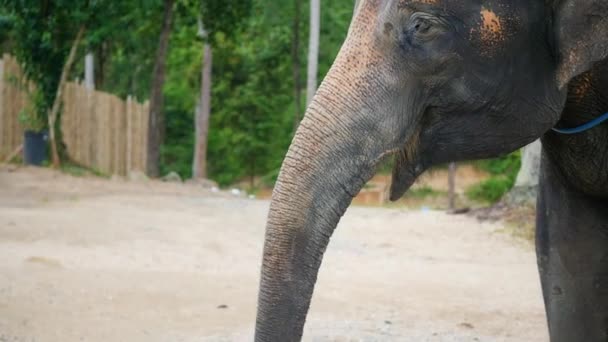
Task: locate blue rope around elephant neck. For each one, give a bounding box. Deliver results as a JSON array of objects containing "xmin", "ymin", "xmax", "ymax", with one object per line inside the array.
[{"xmin": 552, "ymin": 112, "xmax": 608, "ymax": 134}]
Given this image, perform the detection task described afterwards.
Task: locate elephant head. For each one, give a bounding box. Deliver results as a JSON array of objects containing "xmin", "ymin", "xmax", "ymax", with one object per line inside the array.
[{"xmin": 255, "ymin": 1, "xmax": 608, "ymax": 340}]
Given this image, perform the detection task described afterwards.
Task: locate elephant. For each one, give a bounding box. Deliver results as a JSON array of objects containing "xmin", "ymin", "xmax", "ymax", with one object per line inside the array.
[{"xmin": 255, "ymin": 0, "xmax": 608, "ymax": 341}]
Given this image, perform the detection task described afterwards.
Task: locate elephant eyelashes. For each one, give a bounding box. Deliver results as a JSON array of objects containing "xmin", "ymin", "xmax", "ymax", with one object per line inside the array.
[
  {"xmin": 408, "ymin": 13, "xmax": 444, "ymax": 42},
  {"xmin": 414, "ymin": 20, "xmax": 430, "ymax": 33}
]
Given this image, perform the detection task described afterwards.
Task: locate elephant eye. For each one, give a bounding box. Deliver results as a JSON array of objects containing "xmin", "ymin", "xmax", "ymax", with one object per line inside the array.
[
  {"xmin": 409, "ymin": 13, "xmax": 443, "ymax": 41},
  {"xmin": 414, "ymin": 20, "xmax": 431, "ymax": 34}
]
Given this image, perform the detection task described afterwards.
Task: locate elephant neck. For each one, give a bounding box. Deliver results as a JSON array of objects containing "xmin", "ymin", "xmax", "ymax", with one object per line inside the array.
[{"xmin": 541, "ymin": 61, "xmax": 608, "ymax": 198}]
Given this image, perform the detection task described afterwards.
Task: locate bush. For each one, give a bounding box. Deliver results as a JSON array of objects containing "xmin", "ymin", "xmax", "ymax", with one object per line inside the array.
[
  {"xmin": 474, "ymin": 151, "xmax": 521, "ymax": 176},
  {"xmin": 408, "ymin": 186, "xmax": 442, "ymax": 199},
  {"xmin": 466, "ymin": 177, "xmax": 515, "ymax": 203},
  {"xmin": 467, "ymin": 152, "xmax": 521, "ymax": 204}
]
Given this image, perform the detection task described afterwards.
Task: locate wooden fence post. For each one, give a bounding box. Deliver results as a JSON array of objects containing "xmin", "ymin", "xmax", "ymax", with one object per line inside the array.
[
  {"xmin": 448, "ymin": 162, "xmax": 456, "ymax": 210},
  {"xmin": 126, "ymin": 96, "xmax": 133, "ymax": 174},
  {"xmin": 142, "ymin": 100, "xmax": 150, "ymax": 173},
  {"xmin": 0, "ymin": 55, "xmax": 31, "ymax": 160},
  {"xmin": 88, "ymin": 83, "xmax": 96, "ymax": 168}
]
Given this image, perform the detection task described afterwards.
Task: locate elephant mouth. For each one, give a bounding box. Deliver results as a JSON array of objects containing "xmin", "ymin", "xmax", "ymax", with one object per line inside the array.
[{"xmin": 389, "ymin": 128, "xmax": 425, "ymax": 201}]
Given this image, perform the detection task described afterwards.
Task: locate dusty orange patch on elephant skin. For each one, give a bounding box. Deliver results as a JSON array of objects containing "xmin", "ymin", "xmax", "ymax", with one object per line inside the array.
[
  {"xmin": 472, "ymin": 8, "xmax": 509, "ymax": 57},
  {"xmin": 480, "ymin": 9, "xmax": 504, "ymax": 43}
]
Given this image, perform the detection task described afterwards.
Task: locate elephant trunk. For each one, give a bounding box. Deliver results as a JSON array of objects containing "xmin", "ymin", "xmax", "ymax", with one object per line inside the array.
[
  {"xmin": 255, "ymin": 3, "xmax": 415, "ymax": 338},
  {"xmin": 254, "ymin": 81, "xmax": 386, "ymax": 341}
]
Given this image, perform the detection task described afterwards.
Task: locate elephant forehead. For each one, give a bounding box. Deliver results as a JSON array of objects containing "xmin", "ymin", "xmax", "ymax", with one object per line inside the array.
[
  {"xmin": 395, "ymin": 0, "xmax": 520, "ymax": 56},
  {"xmin": 354, "ymin": 0, "xmax": 528, "ymax": 60},
  {"xmin": 397, "ymin": 0, "xmax": 515, "ymax": 10}
]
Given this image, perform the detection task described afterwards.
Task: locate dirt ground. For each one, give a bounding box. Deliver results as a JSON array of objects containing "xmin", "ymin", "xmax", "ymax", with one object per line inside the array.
[{"xmin": 0, "ymin": 166, "xmax": 548, "ymax": 342}]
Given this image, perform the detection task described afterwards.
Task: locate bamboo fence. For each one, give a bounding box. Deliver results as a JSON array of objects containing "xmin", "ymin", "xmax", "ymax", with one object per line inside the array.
[
  {"xmin": 0, "ymin": 54, "xmax": 29, "ymax": 160},
  {"xmin": 0, "ymin": 54, "xmax": 149, "ymax": 175}
]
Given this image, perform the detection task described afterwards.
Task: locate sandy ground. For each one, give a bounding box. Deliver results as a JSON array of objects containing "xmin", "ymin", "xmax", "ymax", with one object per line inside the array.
[{"xmin": 0, "ymin": 166, "xmax": 548, "ymax": 342}]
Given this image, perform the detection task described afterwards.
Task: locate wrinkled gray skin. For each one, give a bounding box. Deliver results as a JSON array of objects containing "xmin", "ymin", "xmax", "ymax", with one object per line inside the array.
[{"xmin": 255, "ymin": 1, "xmax": 608, "ymax": 341}]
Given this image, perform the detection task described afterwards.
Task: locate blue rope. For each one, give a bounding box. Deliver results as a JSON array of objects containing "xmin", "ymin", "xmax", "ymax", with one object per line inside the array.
[{"xmin": 552, "ymin": 112, "xmax": 608, "ymax": 135}]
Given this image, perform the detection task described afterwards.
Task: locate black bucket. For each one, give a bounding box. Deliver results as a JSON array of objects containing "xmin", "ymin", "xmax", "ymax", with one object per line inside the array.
[{"xmin": 23, "ymin": 130, "xmax": 48, "ymax": 166}]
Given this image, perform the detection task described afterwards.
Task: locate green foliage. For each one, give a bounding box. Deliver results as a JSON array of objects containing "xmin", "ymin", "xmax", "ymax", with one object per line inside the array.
[
  {"xmin": 200, "ymin": 0, "xmax": 252, "ymax": 40},
  {"xmin": 5, "ymin": 72, "xmax": 45, "ymax": 132},
  {"xmin": 18, "ymin": 99, "xmax": 46, "ymax": 132},
  {"xmin": 160, "ymin": 0, "xmax": 354, "ymax": 185},
  {"xmin": 159, "ymin": 15, "xmax": 201, "ymax": 178},
  {"xmin": 475, "ymin": 151, "xmax": 521, "ymax": 176},
  {"xmin": 2, "ymin": 1, "xmax": 85, "ymax": 124},
  {"xmin": 205, "ymin": 10, "xmax": 294, "ymax": 185},
  {"xmin": 466, "ymin": 177, "xmax": 515, "ymax": 204},
  {"xmin": 467, "ymin": 152, "xmax": 522, "ymax": 204},
  {"xmin": 0, "ymin": 10, "xmax": 12, "ymax": 53},
  {"xmin": 82, "ymin": 1, "xmax": 169, "ymax": 99},
  {"xmin": 407, "ymin": 186, "xmax": 443, "ymax": 199}
]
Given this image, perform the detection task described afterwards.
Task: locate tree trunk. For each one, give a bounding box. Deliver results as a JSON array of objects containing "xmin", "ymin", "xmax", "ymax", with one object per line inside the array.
[
  {"xmin": 193, "ymin": 43, "xmax": 212, "ymax": 180},
  {"xmin": 292, "ymin": 0, "xmax": 302, "ymax": 131},
  {"xmin": 48, "ymin": 26, "xmax": 85, "ymax": 169},
  {"xmin": 94, "ymin": 43, "xmax": 108, "ymax": 89},
  {"xmin": 84, "ymin": 52, "xmax": 94, "ymax": 90},
  {"xmin": 146, "ymin": 0, "xmax": 175, "ymax": 177},
  {"xmin": 306, "ymin": 0, "xmax": 320, "ymax": 107}
]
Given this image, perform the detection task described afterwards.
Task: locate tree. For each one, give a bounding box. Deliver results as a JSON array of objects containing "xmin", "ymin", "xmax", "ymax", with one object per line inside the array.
[
  {"xmin": 0, "ymin": 9, "xmax": 12, "ymax": 53},
  {"xmin": 146, "ymin": 0, "xmax": 175, "ymax": 177},
  {"xmin": 47, "ymin": 27, "xmax": 85, "ymax": 167},
  {"xmin": 84, "ymin": 52, "xmax": 95, "ymax": 90},
  {"xmin": 160, "ymin": 0, "xmax": 254, "ymax": 180},
  {"xmin": 291, "ymin": 0, "xmax": 302, "ymax": 131},
  {"xmin": 306, "ymin": 0, "xmax": 320, "ymax": 106},
  {"xmin": 0, "ymin": 1, "xmax": 125, "ymax": 167},
  {"xmin": 292, "ymin": 0, "xmax": 303, "ymax": 130},
  {"xmin": 192, "ymin": 19, "xmax": 212, "ymax": 180}
]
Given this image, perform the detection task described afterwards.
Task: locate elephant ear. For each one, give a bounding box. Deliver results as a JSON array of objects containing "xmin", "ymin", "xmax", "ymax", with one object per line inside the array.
[{"xmin": 554, "ymin": 0, "xmax": 608, "ymax": 88}]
